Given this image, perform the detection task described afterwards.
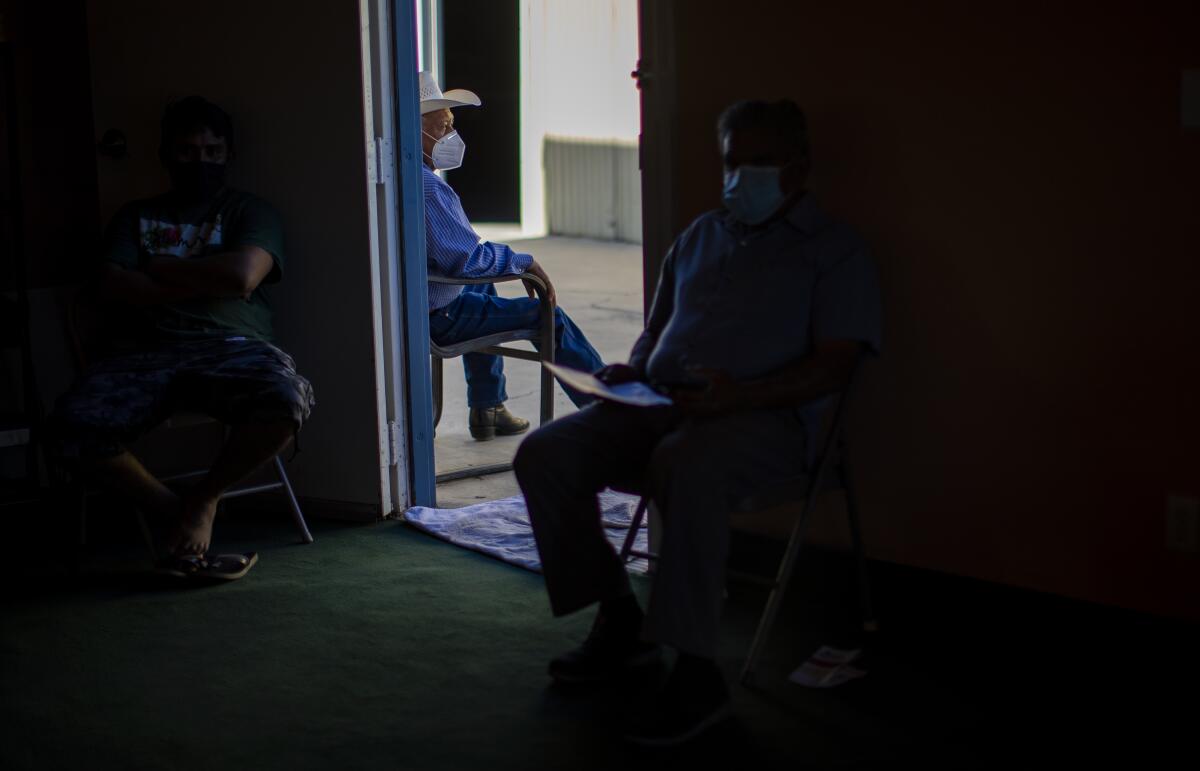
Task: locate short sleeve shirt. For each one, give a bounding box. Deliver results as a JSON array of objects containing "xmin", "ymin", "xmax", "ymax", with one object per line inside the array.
[
  {"xmin": 642, "ymin": 196, "xmax": 882, "ymax": 464},
  {"xmin": 101, "ymin": 187, "xmax": 285, "ymax": 344},
  {"xmin": 646, "ymin": 196, "xmax": 881, "ymax": 385}
]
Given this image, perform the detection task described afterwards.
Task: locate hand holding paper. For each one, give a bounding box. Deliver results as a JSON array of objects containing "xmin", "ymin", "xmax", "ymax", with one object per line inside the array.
[{"xmin": 542, "ymin": 362, "xmax": 673, "ymax": 408}]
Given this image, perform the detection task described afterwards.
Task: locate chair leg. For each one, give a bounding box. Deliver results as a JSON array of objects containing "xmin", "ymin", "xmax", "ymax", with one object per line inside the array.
[
  {"xmin": 65, "ymin": 483, "xmax": 86, "ymax": 574},
  {"xmin": 618, "ymin": 496, "xmax": 648, "ymax": 562},
  {"xmin": 740, "ymin": 488, "xmax": 820, "ymax": 687},
  {"xmin": 539, "ymin": 299, "xmax": 555, "ymax": 426},
  {"xmin": 136, "ymin": 509, "xmax": 158, "ymax": 562},
  {"xmin": 77, "ymin": 484, "xmax": 88, "ymax": 549},
  {"xmin": 68, "ymin": 483, "xmax": 90, "ymax": 574},
  {"xmin": 539, "ymin": 361, "xmax": 554, "ymax": 425},
  {"xmin": 646, "ymin": 501, "xmax": 663, "ymax": 559},
  {"xmin": 840, "ymin": 457, "xmax": 878, "ymax": 633},
  {"xmin": 274, "ymin": 456, "xmax": 314, "ymax": 544},
  {"xmin": 431, "ymin": 356, "xmax": 444, "ymax": 429}
]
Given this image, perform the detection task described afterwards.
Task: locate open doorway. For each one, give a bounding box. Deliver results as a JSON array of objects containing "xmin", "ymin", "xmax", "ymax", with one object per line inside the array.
[{"xmin": 424, "ymin": 0, "xmax": 646, "ymax": 503}]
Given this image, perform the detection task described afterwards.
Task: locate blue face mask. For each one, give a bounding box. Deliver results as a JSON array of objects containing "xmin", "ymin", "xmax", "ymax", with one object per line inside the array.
[{"xmin": 722, "ymin": 165, "xmax": 785, "ymax": 225}]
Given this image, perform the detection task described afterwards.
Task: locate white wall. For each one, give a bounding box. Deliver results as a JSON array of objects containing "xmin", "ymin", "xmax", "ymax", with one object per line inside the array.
[
  {"xmin": 85, "ymin": 0, "xmax": 385, "ymax": 513},
  {"xmin": 519, "ymin": 0, "xmax": 640, "ymax": 236}
]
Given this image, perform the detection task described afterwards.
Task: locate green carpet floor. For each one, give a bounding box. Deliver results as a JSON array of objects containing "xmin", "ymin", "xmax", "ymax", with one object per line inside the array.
[{"xmin": 2, "ymin": 505, "xmax": 1196, "ymax": 769}]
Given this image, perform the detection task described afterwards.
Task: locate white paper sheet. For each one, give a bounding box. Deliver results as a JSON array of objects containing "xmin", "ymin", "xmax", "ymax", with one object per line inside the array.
[
  {"xmin": 543, "ymin": 361, "xmax": 674, "ymax": 408},
  {"xmin": 788, "ymin": 646, "xmax": 868, "ymax": 688}
]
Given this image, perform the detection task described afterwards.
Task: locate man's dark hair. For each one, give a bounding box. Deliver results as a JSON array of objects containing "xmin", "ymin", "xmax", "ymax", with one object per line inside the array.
[
  {"xmin": 158, "ymin": 95, "xmax": 235, "ymax": 163},
  {"xmin": 717, "ymin": 99, "xmax": 810, "ymax": 163}
]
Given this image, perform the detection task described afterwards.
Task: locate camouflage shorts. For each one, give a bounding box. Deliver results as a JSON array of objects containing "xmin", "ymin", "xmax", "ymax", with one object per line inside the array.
[{"xmin": 50, "ymin": 338, "xmax": 315, "ymax": 460}]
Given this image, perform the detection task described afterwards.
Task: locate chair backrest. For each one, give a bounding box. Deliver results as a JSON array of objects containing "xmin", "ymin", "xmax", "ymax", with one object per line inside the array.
[
  {"xmin": 808, "ymin": 354, "xmax": 864, "ymax": 485},
  {"xmin": 65, "ymin": 288, "xmax": 93, "ymax": 374},
  {"xmin": 66, "ymin": 285, "xmax": 150, "ymax": 373},
  {"xmin": 733, "ymin": 354, "xmax": 865, "ymax": 516},
  {"xmin": 65, "ymin": 287, "xmax": 116, "ymax": 375}
]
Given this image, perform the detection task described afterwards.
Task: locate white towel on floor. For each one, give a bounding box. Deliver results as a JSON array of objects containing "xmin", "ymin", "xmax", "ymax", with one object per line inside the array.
[{"xmin": 403, "ymin": 490, "xmax": 649, "ymax": 574}]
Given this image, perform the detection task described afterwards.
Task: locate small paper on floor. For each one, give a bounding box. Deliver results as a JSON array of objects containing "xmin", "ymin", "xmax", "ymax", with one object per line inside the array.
[{"xmin": 789, "ymin": 646, "xmax": 868, "ymax": 688}]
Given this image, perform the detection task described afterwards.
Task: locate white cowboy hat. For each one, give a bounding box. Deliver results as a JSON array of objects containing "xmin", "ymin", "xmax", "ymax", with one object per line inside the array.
[{"xmin": 419, "ymin": 71, "xmax": 481, "ymax": 115}]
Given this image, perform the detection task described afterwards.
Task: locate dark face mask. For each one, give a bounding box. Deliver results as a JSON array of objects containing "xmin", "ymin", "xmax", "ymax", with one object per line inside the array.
[{"xmin": 169, "ymin": 161, "xmax": 227, "ymax": 201}]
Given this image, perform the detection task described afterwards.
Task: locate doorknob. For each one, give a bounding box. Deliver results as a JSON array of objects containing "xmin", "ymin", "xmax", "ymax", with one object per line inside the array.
[{"xmin": 631, "ymin": 62, "xmax": 652, "ymax": 88}]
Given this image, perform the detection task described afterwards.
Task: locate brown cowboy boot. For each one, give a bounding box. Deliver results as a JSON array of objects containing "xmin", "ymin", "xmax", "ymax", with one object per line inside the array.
[{"xmin": 468, "ymin": 405, "xmax": 531, "ymax": 441}]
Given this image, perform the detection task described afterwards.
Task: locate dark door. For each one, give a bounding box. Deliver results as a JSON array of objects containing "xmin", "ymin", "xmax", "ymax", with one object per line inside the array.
[{"xmin": 441, "ymin": 0, "xmax": 520, "ymax": 223}]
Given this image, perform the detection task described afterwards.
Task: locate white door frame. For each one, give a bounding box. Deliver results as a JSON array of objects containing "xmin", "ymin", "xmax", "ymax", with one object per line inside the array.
[
  {"xmin": 360, "ymin": 0, "xmax": 437, "ymax": 513},
  {"xmin": 362, "ymin": 0, "xmax": 675, "ymax": 511}
]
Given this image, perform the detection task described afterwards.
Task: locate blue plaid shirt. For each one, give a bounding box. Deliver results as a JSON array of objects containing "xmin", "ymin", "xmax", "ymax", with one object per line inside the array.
[{"xmin": 423, "ymin": 165, "xmax": 533, "ymax": 310}]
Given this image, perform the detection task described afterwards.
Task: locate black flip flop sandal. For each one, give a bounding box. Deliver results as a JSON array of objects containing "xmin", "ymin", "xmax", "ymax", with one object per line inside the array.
[
  {"xmin": 154, "ymin": 554, "xmax": 209, "ymax": 578},
  {"xmin": 200, "ymin": 552, "xmax": 258, "ymax": 581},
  {"xmin": 154, "ymin": 552, "xmax": 258, "ymax": 581}
]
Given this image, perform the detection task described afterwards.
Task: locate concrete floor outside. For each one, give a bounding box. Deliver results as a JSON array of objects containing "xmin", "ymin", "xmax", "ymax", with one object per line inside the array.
[{"xmin": 433, "ymin": 232, "xmax": 644, "ymax": 507}]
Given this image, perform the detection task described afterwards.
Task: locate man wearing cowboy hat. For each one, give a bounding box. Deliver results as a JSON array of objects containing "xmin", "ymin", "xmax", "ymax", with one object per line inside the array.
[{"xmin": 418, "ymin": 71, "xmax": 605, "ymax": 440}]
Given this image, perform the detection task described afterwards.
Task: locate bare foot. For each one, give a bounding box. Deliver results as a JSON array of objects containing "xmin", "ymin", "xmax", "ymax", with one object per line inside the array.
[{"xmin": 167, "ymin": 494, "xmax": 219, "ymax": 556}]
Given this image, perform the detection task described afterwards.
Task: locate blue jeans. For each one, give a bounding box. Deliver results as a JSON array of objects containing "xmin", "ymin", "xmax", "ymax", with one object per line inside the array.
[{"xmin": 429, "ymin": 283, "xmax": 605, "ymax": 409}]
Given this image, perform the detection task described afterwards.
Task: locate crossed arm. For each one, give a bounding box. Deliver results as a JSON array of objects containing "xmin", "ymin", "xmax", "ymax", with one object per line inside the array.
[{"xmin": 96, "ymin": 246, "xmax": 276, "ymax": 306}]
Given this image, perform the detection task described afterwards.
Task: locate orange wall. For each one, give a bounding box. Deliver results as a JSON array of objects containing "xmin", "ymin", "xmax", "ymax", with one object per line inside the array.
[{"xmin": 670, "ymin": 1, "xmax": 1200, "ymax": 618}]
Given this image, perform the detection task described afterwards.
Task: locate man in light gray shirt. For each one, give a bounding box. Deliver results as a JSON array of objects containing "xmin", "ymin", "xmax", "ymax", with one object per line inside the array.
[{"xmin": 514, "ymin": 99, "xmax": 881, "ymax": 746}]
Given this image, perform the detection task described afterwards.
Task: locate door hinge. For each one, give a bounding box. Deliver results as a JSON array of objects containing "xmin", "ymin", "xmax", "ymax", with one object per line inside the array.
[
  {"xmin": 387, "ymin": 420, "xmax": 402, "ymax": 467},
  {"xmin": 370, "ymin": 137, "xmax": 394, "ymax": 185}
]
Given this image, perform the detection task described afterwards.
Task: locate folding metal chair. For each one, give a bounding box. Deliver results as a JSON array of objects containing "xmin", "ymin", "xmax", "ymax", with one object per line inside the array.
[
  {"xmin": 428, "ymin": 271, "xmax": 555, "ymax": 483},
  {"xmin": 65, "ymin": 289, "xmax": 314, "ymax": 559},
  {"xmin": 618, "ymin": 358, "xmax": 877, "ymax": 685}
]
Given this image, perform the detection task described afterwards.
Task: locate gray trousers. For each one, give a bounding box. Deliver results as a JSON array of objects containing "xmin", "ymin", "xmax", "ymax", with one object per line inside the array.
[{"xmin": 513, "ymin": 402, "xmax": 807, "ymax": 658}]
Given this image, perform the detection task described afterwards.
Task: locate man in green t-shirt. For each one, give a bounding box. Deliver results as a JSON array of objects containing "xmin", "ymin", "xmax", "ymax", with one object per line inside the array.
[{"xmin": 51, "ymin": 96, "xmax": 315, "ymax": 569}]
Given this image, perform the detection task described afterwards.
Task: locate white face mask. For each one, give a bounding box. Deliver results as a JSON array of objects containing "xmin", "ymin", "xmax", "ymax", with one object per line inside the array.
[{"xmin": 423, "ymin": 129, "xmax": 466, "ymax": 171}]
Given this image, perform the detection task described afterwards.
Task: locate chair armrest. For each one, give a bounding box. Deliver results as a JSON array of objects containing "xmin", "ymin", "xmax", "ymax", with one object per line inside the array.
[
  {"xmin": 428, "ymin": 272, "xmax": 555, "ymax": 310},
  {"xmin": 428, "ymin": 274, "xmax": 525, "ymax": 286},
  {"xmin": 514, "ymin": 271, "xmax": 553, "ymax": 309},
  {"xmin": 427, "ymin": 271, "xmax": 556, "ymax": 360},
  {"xmin": 514, "ymin": 271, "xmax": 556, "ymax": 367}
]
